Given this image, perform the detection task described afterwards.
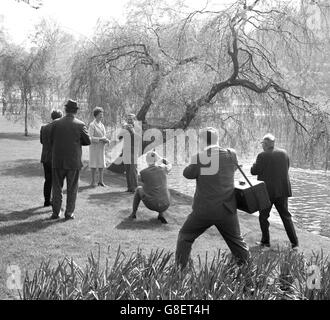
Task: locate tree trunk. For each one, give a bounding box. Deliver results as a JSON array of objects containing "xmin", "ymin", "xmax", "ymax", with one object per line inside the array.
[
  {"xmin": 136, "ymin": 64, "xmax": 160, "ymax": 122},
  {"xmin": 24, "ymin": 89, "xmax": 28, "ymax": 137}
]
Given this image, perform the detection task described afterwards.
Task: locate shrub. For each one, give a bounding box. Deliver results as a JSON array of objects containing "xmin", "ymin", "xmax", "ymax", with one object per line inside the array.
[{"xmin": 21, "ymin": 246, "xmax": 330, "ymax": 300}]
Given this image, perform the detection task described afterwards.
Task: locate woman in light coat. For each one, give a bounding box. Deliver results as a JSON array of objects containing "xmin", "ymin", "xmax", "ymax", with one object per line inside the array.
[{"xmin": 88, "ymin": 107, "xmax": 110, "ymax": 186}]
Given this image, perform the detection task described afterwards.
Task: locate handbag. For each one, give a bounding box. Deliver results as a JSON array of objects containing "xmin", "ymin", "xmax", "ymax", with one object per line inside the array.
[
  {"xmin": 107, "ymin": 152, "xmax": 125, "ymax": 174},
  {"xmin": 228, "ymin": 150, "xmax": 271, "ymax": 214}
]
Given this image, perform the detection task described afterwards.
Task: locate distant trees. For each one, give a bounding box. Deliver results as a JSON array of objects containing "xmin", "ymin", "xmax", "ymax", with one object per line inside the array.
[
  {"xmin": 13, "ymin": 0, "xmax": 43, "ymax": 10},
  {"xmin": 0, "ymin": 0, "xmax": 329, "ymax": 167},
  {"xmin": 74, "ymin": 0, "xmax": 328, "ymax": 130},
  {"xmin": 0, "ymin": 19, "xmax": 74, "ymax": 135}
]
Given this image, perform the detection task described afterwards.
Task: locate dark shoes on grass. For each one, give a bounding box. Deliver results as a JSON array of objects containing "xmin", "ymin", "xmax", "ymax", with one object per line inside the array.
[
  {"xmin": 128, "ymin": 213, "xmax": 137, "ymax": 220},
  {"xmin": 64, "ymin": 214, "xmax": 75, "ymax": 221},
  {"xmin": 98, "ymin": 182, "xmax": 107, "ymax": 187},
  {"xmin": 49, "ymin": 212, "xmax": 75, "ymax": 221},
  {"xmin": 256, "ymin": 241, "xmax": 271, "ymax": 252},
  {"xmin": 158, "ymin": 216, "xmax": 168, "ymax": 224},
  {"xmin": 128, "ymin": 213, "xmax": 168, "ymax": 224}
]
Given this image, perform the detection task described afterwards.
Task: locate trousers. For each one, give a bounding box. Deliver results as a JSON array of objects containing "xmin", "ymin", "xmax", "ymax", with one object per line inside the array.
[
  {"xmin": 43, "ymin": 162, "xmax": 52, "ymax": 203},
  {"xmin": 124, "ymin": 163, "xmax": 138, "ymax": 191},
  {"xmin": 132, "ymin": 186, "xmax": 170, "ymax": 214},
  {"xmin": 259, "ymin": 197, "xmax": 298, "ymax": 247},
  {"xmin": 175, "ymin": 212, "xmax": 250, "ymax": 269},
  {"xmin": 52, "ymin": 168, "xmax": 80, "ymax": 216}
]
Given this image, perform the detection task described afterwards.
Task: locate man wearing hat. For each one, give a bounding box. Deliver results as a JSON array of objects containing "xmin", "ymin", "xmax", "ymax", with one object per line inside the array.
[
  {"xmin": 50, "ymin": 99, "xmax": 91, "ymax": 220},
  {"xmin": 251, "ymin": 133, "xmax": 299, "ymax": 251}
]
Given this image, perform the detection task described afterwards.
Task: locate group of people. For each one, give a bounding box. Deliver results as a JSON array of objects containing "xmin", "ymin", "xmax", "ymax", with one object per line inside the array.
[
  {"xmin": 40, "ymin": 100, "xmax": 167, "ymax": 222},
  {"xmin": 40, "ymin": 99, "xmax": 299, "ymax": 268},
  {"xmin": 175, "ymin": 129, "xmax": 299, "ymax": 268},
  {"xmin": 40, "ymin": 99, "xmax": 91, "ymax": 220}
]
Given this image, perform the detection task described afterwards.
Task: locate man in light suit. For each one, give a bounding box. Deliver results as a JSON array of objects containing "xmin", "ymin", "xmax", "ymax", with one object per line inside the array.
[
  {"xmin": 251, "ymin": 133, "xmax": 299, "ymax": 250},
  {"xmin": 40, "ymin": 109, "xmax": 63, "ymax": 207},
  {"xmin": 50, "ymin": 99, "xmax": 91, "ymax": 220},
  {"xmin": 175, "ymin": 127, "xmax": 250, "ymax": 268}
]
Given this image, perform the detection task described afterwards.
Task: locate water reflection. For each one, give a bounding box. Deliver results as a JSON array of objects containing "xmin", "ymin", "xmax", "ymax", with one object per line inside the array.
[{"xmin": 165, "ymin": 164, "xmax": 330, "ymax": 238}]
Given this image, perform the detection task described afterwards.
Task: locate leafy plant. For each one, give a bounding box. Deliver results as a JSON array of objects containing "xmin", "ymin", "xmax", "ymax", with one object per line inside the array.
[{"xmin": 21, "ymin": 245, "xmax": 330, "ymax": 300}]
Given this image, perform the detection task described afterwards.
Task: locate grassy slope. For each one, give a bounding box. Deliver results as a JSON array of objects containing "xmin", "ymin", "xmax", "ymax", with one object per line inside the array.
[{"xmin": 0, "ymin": 116, "xmax": 329, "ymax": 299}]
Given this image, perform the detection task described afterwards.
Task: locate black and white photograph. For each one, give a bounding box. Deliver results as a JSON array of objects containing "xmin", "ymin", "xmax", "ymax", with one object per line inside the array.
[{"xmin": 0, "ymin": 0, "xmax": 329, "ymax": 304}]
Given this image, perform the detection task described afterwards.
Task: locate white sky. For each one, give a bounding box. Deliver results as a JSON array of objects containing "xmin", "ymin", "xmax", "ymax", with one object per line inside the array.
[{"xmin": 0, "ymin": 0, "xmax": 241, "ymax": 45}]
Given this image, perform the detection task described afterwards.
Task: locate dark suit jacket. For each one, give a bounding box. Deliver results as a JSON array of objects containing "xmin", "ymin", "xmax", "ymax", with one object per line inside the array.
[
  {"xmin": 140, "ymin": 164, "xmax": 171, "ymax": 209},
  {"xmin": 250, "ymin": 147, "xmax": 292, "ymax": 200},
  {"xmin": 50, "ymin": 114, "xmax": 91, "ymax": 169},
  {"xmin": 40, "ymin": 122, "xmax": 53, "ymax": 163},
  {"xmin": 183, "ymin": 146, "xmax": 238, "ymax": 219}
]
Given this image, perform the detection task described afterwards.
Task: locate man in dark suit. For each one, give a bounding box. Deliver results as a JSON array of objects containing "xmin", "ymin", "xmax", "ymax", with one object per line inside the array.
[
  {"xmin": 118, "ymin": 113, "xmax": 142, "ymax": 193},
  {"xmin": 40, "ymin": 109, "xmax": 63, "ymax": 207},
  {"xmin": 50, "ymin": 99, "xmax": 91, "ymax": 220},
  {"xmin": 251, "ymin": 133, "xmax": 299, "ymax": 250},
  {"xmin": 129, "ymin": 150, "xmax": 171, "ymax": 224},
  {"xmin": 175, "ymin": 127, "xmax": 250, "ymax": 269}
]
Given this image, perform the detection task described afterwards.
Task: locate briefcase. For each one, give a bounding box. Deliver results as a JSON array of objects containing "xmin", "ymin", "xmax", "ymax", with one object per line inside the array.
[
  {"xmin": 227, "ymin": 149, "xmax": 271, "ymax": 214},
  {"xmin": 235, "ymin": 181, "xmax": 271, "ymax": 214}
]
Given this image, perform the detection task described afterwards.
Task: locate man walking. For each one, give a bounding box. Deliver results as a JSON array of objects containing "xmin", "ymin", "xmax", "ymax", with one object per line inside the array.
[
  {"xmin": 50, "ymin": 99, "xmax": 91, "ymax": 220},
  {"xmin": 251, "ymin": 133, "xmax": 299, "ymax": 250},
  {"xmin": 175, "ymin": 127, "xmax": 250, "ymax": 269},
  {"xmin": 40, "ymin": 109, "xmax": 63, "ymax": 207}
]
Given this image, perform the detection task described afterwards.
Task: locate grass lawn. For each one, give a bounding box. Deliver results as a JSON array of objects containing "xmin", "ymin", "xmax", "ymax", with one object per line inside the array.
[{"xmin": 1, "ymin": 115, "xmax": 330, "ymax": 300}]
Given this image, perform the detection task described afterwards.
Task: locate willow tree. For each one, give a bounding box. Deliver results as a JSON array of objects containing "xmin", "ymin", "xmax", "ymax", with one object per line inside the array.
[
  {"xmin": 69, "ymin": 0, "xmax": 329, "ymax": 167},
  {"xmin": 0, "ymin": 20, "xmax": 68, "ymax": 135}
]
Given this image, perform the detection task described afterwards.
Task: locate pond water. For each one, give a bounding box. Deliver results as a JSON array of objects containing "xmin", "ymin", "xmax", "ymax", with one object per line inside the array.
[
  {"xmin": 103, "ymin": 141, "xmax": 330, "ymax": 238},
  {"xmin": 167, "ymin": 164, "xmax": 330, "ymax": 239}
]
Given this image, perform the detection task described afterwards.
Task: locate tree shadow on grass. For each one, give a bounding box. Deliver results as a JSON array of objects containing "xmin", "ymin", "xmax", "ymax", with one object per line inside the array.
[
  {"xmin": 0, "ymin": 206, "xmax": 46, "ymax": 222},
  {"xmin": 88, "ymin": 191, "xmax": 132, "ymax": 205},
  {"xmin": 116, "ymin": 209, "xmax": 171, "ymax": 231},
  {"xmin": 1, "ymin": 159, "xmax": 42, "ymax": 177},
  {"xmin": 62, "ymin": 184, "xmax": 100, "ymax": 194},
  {"xmin": 78, "ymin": 185, "xmax": 97, "ymax": 193},
  {"xmin": 0, "ymin": 217, "xmax": 64, "ymax": 236},
  {"xmin": 116, "ymin": 217, "xmax": 170, "ymax": 230},
  {"xmin": 0, "ymin": 132, "xmax": 39, "ymax": 141},
  {"xmin": 79, "ymin": 169, "xmax": 128, "ymax": 189}
]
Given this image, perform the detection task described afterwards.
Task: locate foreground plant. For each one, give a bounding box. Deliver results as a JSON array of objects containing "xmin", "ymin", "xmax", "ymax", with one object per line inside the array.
[{"xmin": 21, "ymin": 246, "xmax": 330, "ymax": 300}]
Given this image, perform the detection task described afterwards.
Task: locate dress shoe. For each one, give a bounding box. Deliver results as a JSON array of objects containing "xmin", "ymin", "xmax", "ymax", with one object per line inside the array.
[
  {"xmin": 49, "ymin": 214, "xmax": 59, "ymax": 220},
  {"xmin": 129, "ymin": 213, "xmax": 136, "ymax": 220},
  {"xmin": 98, "ymin": 182, "xmax": 107, "ymax": 187},
  {"xmin": 64, "ymin": 214, "xmax": 75, "ymax": 220},
  {"xmin": 291, "ymin": 245, "xmax": 299, "ymax": 252},
  {"xmin": 256, "ymin": 241, "xmax": 271, "ymax": 251},
  {"xmin": 158, "ymin": 216, "xmax": 168, "ymax": 224}
]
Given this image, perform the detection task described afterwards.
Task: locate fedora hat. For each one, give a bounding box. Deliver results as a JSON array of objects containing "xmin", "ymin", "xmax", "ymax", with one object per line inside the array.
[{"xmin": 64, "ymin": 99, "xmax": 78, "ymax": 111}]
